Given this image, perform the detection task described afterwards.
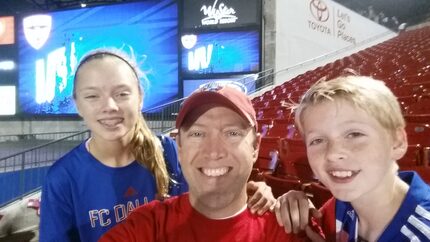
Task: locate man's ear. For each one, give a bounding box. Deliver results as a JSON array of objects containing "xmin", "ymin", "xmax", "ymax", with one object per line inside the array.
[
  {"xmin": 392, "ymin": 128, "xmax": 408, "ymax": 161},
  {"xmin": 175, "ymin": 132, "xmax": 184, "ymax": 165},
  {"xmin": 252, "ymin": 132, "xmax": 261, "ymax": 159}
]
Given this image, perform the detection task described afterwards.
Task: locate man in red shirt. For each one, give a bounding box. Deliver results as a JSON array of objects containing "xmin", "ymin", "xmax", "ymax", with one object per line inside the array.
[{"xmin": 100, "ymin": 82, "xmax": 311, "ymax": 242}]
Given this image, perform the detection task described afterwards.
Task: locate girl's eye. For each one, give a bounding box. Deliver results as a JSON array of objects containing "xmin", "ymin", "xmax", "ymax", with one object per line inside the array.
[{"xmin": 84, "ymin": 95, "xmax": 97, "ymax": 99}]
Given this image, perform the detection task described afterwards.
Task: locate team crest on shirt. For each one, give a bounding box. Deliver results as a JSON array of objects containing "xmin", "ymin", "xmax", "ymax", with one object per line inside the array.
[{"xmin": 346, "ymin": 210, "xmax": 355, "ymax": 220}]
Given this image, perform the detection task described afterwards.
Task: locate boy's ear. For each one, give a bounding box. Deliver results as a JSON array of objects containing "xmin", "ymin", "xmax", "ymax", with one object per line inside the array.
[{"xmin": 392, "ymin": 128, "xmax": 408, "ymax": 161}]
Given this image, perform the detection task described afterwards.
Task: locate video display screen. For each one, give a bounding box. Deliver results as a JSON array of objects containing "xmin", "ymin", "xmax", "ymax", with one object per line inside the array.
[
  {"xmin": 18, "ymin": 0, "xmax": 178, "ymax": 115},
  {"xmin": 182, "ymin": 0, "xmax": 261, "ymax": 30},
  {"xmin": 181, "ymin": 30, "xmax": 260, "ymax": 77}
]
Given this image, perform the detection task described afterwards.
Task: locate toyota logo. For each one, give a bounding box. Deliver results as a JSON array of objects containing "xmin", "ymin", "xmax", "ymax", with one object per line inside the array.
[{"xmin": 310, "ymin": 0, "xmax": 329, "ymax": 22}]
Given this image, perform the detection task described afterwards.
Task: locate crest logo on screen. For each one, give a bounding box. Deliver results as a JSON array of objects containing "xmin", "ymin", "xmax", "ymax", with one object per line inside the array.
[
  {"xmin": 310, "ymin": 0, "xmax": 329, "ymax": 22},
  {"xmin": 23, "ymin": 14, "xmax": 52, "ymax": 50},
  {"xmin": 201, "ymin": 0, "xmax": 237, "ymax": 25},
  {"xmin": 181, "ymin": 34, "xmax": 197, "ymax": 49}
]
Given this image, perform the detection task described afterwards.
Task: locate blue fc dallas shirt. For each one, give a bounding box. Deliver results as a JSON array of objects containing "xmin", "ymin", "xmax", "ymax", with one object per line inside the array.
[
  {"xmin": 335, "ymin": 171, "xmax": 430, "ymax": 242},
  {"xmin": 40, "ymin": 136, "xmax": 188, "ymax": 242}
]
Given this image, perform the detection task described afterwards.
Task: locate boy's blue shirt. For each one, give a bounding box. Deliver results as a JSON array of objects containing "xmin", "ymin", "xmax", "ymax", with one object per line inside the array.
[{"xmin": 336, "ymin": 171, "xmax": 430, "ymax": 242}]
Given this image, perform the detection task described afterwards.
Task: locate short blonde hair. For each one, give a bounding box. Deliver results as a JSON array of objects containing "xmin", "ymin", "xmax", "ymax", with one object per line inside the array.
[{"xmin": 294, "ymin": 75, "xmax": 405, "ymax": 136}]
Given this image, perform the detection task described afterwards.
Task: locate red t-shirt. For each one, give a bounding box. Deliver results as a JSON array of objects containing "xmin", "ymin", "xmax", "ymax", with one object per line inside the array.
[{"xmin": 100, "ymin": 193, "xmax": 309, "ymax": 242}]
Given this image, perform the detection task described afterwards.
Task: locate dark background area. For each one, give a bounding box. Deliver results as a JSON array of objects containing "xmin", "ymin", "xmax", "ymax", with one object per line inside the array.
[{"xmin": 0, "ymin": 0, "xmax": 429, "ymax": 28}]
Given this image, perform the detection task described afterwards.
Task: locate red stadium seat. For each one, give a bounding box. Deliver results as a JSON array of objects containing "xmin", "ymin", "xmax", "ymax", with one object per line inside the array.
[
  {"xmin": 252, "ymin": 137, "xmax": 280, "ymax": 181},
  {"xmin": 276, "ymin": 138, "xmax": 316, "ymax": 183},
  {"xmin": 397, "ymin": 144, "xmax": 423, "ymax": 167},
  {"xmin": 263, "ymin": 173, "xmax": 303, "ymax": 198},
  {"xmin": 306, "ymin": 182, "xmax": 333, "ymax": 209},
  {"xmin": 405, "ymin": 122, "xmax": 430, "ymax": 147},
  {"xmin": 256, "ymin": 118, "xmax": 273, "ymax": 137},
  {"xmin": 407, "ymin": 94, "xmax": 430, "ymax": 115},
  {"xmin": 404, "ymin": 114, "xmax": 430, "ymax": 123},
  {"xmin": 265, "ymin": 118, "xmax": 294, "ymax": 138}
]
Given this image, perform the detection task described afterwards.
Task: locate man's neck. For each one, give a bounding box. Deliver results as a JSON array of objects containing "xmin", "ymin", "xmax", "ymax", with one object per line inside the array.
[{"xmin": 189, "ymin": 191, "xmax": 248, "ymax": 219}]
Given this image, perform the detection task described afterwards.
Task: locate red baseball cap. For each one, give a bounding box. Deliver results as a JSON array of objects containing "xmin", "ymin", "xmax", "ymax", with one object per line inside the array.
[{"xmin": 176, "ymin": 82, "xmax": 257, "ymax": 130}]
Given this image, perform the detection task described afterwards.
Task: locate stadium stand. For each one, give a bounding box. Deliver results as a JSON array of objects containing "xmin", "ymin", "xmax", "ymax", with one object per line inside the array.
[{"xmin": 250, "ymin": 26, "xmax": 430, "ymax": 208}]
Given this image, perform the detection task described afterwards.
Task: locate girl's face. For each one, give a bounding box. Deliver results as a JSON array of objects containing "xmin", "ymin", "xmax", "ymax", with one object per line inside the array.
[
  {"xmin": 74, "ymin": 56, "xmax": 143, "ymax": 143},
  {"xmin": 301, "ymin": 99, "xmax": 406, "ymax": 203}
]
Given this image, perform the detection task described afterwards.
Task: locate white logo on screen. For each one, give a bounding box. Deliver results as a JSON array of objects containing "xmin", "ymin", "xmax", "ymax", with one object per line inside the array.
[
  {"xmin": 181, "ymin": 35, "xmax": 197, "ymax": 49},
  {"xmin": 201, "ymin": 0, "xmax": 237, "ymax": 26},
  {"xmin": 23, "ymin": 14, "xmax": 52, "ymax": 50}
]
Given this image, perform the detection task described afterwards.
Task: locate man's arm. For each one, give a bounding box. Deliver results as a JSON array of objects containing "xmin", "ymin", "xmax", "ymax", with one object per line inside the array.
[
  {"xmin": 246, "ymin": 181, "xmax": 276, "ymax": 215},
  {"xmin": 274, "ymin": 190, "xmax": 326, "ymax": 241}
]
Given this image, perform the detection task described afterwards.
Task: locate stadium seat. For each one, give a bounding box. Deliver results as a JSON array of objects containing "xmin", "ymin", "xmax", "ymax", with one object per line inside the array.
[
  {"xmin": 256, "ymin": 118, "xmax": 273, "ymax": 137},
  {"xmin": 276, "ymin": 137, "xmax": 316, "ymax": 183},
  {"xmin": 306, "ymin": 182, "xmax": 333, "ymax": 209},
  {"xmin": 407, "ymin": 94, "xmax": 430, "ymax": 115},
  {"xmin": 253, "ymin": 137, "xmax": 280, "ymax": 180},
  {"xmin": 265, "ymin": 118, "xmax": 294, "ymax": 138},
  {"xmin": 397, "ymin": 144, "xmax": 423, "ymax": 167},
  {"xmin": 263, "ymin": 173, "xmax": 303, "ymax": 198},
  {"xmin": 404, "ymin": 113, "xmax": 430, "ymax": 123},
  {"xmin": 405, "ymin": 122, "xmax": 430, "ymax": 147}
]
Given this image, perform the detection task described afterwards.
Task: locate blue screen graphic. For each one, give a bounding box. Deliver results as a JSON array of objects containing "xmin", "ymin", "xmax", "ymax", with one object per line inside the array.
[
  {"xmin": 18, "ymin": 0, "xmax": 178, "ymax": 115},
  {"xmin": 181, "ymin": 31, "xmax": 260, "ymax": 76},
  {"xmin": 183, "ymin": 75, "xmax": 257, "ymax": 97}
]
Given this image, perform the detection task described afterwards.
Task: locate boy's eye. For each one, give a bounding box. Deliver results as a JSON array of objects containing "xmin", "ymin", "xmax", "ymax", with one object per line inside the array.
[
  {"xmin": 346, "ymin": 132, "xmax": 364, "ymax": 139},
  {"xmin": 115, "ymin": 91, "xmax": 131, "ymax": 98},
  {"xmin": 119, "ymin": 92, "xmax": 130, "ymax": 97}
]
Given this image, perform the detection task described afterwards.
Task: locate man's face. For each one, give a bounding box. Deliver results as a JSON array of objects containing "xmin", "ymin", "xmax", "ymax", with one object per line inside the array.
[{"xmin": 177, "ymin": 105, "xmax": 259, "ymax": 218}]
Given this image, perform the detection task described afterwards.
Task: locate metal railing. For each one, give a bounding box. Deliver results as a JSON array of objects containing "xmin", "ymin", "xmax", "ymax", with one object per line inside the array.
[
  {"xmin": 0, "ymin": 131, "xmax": 87, "ymax": 159},
  {"xmin": 0, "ymin": 130, "xmax": 90, "ymax": 206}
]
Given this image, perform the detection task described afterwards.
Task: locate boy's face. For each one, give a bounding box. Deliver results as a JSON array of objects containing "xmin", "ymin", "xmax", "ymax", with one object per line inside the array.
[
  {"xmin": 301, "ymin": 99, "xmax": 406, "ymax": 202},
  {"xmin": 177, "ymin": 105, "xmax": 259, "ymax": 218}
]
